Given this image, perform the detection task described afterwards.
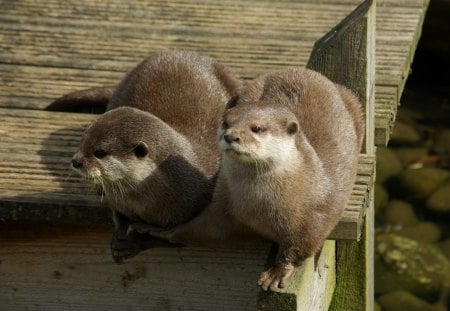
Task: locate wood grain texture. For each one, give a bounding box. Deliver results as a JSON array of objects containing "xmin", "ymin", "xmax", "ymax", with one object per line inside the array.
[
  {"xmin": 0, "ymin": 107, "xmax": 373, "ymax": 240},
  {"xmin": 0, "ymin": 0, "xmax": 430, "ymax": 143},
  {"xmin": 0, "ymin": 223, "xmax": 270, "ymax": 311},
  {"xmin": 330, "ymin": 2, "xmax": 376, "ymax": 311},
  {"xmin": 374, "ymin": 0, "xmax": 430, "ymax": 145}
]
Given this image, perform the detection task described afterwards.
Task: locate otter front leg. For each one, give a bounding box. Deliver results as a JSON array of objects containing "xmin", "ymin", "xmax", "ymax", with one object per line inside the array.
[
  {"xmin": 110, "ymin": 212, "xmax": 176, "ymax": 263},
  {"xmin": 127, "ymin": 215, "xmax": 225, "ymax": 246},
  {"xmin": 110, "ymin": 211, "xmax": 142, "ymax": 263},
  {"xmin": 258, "ymin": 244, "xmax": 310, "ymax": 291},
  {"xmin": 128, "ymin": 205, "xmax": 256, "ymax": 248}
]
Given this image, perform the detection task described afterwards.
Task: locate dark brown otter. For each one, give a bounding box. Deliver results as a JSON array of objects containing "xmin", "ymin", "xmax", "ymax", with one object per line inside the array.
[
  {"xmin": 133, "ymin": 67, "xmax": 364, "ymax": 291},
  {"xmin": 49, "ymin": 50, "xmax": 242, "ymax": 262}
]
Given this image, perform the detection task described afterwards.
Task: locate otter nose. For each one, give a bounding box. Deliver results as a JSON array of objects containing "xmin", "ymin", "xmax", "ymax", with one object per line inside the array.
[
  {"xmin": 224, "ymin": 134, "xmax": 240, "ymax": 144},
  {"xmin": 71, "ymin": 158, "xmax": 83, "ymax": 169}
]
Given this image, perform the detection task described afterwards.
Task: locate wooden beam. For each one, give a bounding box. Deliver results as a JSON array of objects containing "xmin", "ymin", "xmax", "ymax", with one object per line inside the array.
[
  {"xmin": 0, "ymin": 223, "xmax": 270, "ymax": 310},
  {"xmin": 306, "ymin": 0, "xmax": 376, "ymax": 310}
]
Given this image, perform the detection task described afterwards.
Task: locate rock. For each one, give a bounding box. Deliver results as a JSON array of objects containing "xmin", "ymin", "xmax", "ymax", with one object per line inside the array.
[
  {"xmin": 377, "ymin": 291, "xmax": 437, "ymax": 311},
  {"xmin": 426, "ymin": 181, "xmax": 450, "ymax": 213},
  {"xmin": 390, "ymin": 121, "xmax": 421, "ymax": 145},
  {"xmin": 393, "ymin": 147, "xmax": 428, "ymax": 167},
  {"xmin": 389, "ymin": 168, "xmax": 450, "ymax": 200},
  {"xmin": 375, "ymin": 183, "xmax": 389, "ymax": 214},
  {"xmin": 382, "ymin": 200, "xmax": 418, "ymax": 226},
  {"xmin": 396, "ymin": 222, "xmax": 442, "ymax": 243},
  {"xmin": 376, "ymin": 147, "xmax": 403, "ymax": 184},
  {"xmin": 375, "ymin": 233, "xmax": 450, "ymax": 299},
  {"xmin": 438, "ymin": 239, "xmax": 450, "ymax": 260},
  {"xmin": 433, "ymin": 129, "xmax": 450, "ymax": 156}
]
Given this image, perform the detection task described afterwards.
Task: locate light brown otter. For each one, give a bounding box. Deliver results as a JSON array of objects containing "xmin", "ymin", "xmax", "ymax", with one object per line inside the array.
[
  {"xmin": 133, "ymin": 67, "xmax": 364, "ymax": 291},
  {"xmin": 49, "ymin": 50, "xmax": 242, "ymax": 262}
]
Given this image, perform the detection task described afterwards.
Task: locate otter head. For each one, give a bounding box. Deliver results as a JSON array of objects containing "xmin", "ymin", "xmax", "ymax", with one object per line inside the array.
[
  {"xmin": 218, "ymin": 100, "xmax": 300, "ymax": 167},
  {"xmin": 71, "ymin": 107, "xmax": 167, "ymax": 197}
]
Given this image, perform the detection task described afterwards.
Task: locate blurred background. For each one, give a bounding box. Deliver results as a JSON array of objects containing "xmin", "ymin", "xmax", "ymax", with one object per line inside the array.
[{"xmin": 374, "ymin": 0, "xmax": 450, "ymax": 310}]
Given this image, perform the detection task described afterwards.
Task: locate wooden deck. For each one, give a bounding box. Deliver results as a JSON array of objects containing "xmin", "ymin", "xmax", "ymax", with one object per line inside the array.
[
  {"xmin": 0, "ymin": 0, "xmax": 429, "ymax": 309},
  {"xmin": 0, "ymin": 0, "xmax": 429, "ymax": 238},
  {"xmin": 0, "ymin": 0, "xmax": 429, "ymax": 144}
]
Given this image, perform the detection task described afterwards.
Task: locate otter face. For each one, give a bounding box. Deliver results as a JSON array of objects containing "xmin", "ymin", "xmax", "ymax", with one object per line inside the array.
[
  {"xmin": 218, "ymin": 105, "xmax": 299, "ymax": 165},
  {"xmin": 71, "ymin": 140, "xmax": 153, "ymax": 185},
  {"xmin": 70, "ymin": 108, "xmax": 160, "ymax": 197}
]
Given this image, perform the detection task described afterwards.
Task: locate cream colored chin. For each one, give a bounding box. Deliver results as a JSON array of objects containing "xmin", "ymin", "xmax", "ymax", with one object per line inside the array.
[
  {"xmin": 100, "ymin": 155, "xmax": 157, "ymax": 183},
  {"xmin": 224, "ymin": 149, "xmax": 249, "ymax": 161}
]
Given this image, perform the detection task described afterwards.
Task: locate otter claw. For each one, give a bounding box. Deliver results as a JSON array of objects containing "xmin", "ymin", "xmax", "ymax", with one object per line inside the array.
[
  {"xmin": 110, "ymin": 236, "xmax": 143, "ymax": 264},
  {"xmin": 258, "ymin": 263, "xmax": 295, "ymax": 291},
  {"xmin": 127, "ymin": 222, "xmax": 155, "ymax": 235},
  {"xmin": 127, "ymin": 223, "xmax": 176, "ymax": 242}
]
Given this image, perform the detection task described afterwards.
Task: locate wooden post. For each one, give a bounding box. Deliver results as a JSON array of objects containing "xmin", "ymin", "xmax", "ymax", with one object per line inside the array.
[{"xmin": 306, "ymin": 0, "xmax": 376, "ymax": 310}]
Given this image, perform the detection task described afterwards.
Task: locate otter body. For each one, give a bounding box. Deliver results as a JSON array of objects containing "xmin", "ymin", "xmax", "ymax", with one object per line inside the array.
[
  {"xmin": 141, "ymin": 67, "xmax": 364, "ymax": 291},
  {"xmin": 50, "ymin": 50, "xmax": 241, "ymax": 261}
]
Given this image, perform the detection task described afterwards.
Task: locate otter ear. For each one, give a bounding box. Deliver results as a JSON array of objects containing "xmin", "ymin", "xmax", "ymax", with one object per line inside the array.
[
  {"xmin": 134, "ymin": 141, "xmax": 149, "ymax": 158},
  {"xmin": 225, "ymin": 95, "xmax": 239, "ymax": 110},
  {"xmin": 287, "ymin": 122, "xmax": 299, "ymax": 135}
]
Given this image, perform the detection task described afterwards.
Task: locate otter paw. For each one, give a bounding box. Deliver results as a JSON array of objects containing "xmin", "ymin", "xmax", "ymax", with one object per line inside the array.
[
  {"xmin": 126, "ymin": 222, "xmax": 158, "ymax": 235},
  {"xmin": 128, "ymin": 223, "xmax": 178, "ymax": 243},
  {"xmin": 111, "ymin": 228, "xmax": 176, "ymax": 264},
  {"xmin": 258, "ymin": 262, "xmax": 295, "ymax": 291},
  {"xmin": 110, "ymin": 236, "xmax": 143, "ymax": 264}
]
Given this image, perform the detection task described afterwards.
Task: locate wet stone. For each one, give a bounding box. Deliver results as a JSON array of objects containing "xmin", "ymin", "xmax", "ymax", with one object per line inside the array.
[
  {"xmin": 375, "ymin": 233, "xmax": 450, "ymax": 300},
  {"xmin": 377, "ymin": 291, "xmax": 437, "ymax": 311},
  {"xmin": 396, "ymin": 222, "xmax": 442, "ymax": 243},
  {"xmin": 438, "ymin": 239, "xmax": 450, "ymax": 260},
  {"xmin": 389, "ymin": 168, "xmax": 449, "ymax": 200},
  {"xmin": 426, "ymin": 181, "xmax": 450, "ymax": 213},
  {"xmin": 375, "ymin": 183, "xmax": 389, "ymax": 214},
  {"xmin": 393, "ymin": 147, "xmax": 428, "ymax": 167},
  {"xmin": 432, "ymin": 129, "xmax": 450, "ymax": 156},
  {"xmin": 382, "ymin": 200, "xmax": 418, "ymax": 226},
  {"xmin": 390, "ymin": 121, "xmax": 421, "ymax": 145},
  {"xmin": 376, "ymin": 147, "xmax": 403, "ymax": 184}
]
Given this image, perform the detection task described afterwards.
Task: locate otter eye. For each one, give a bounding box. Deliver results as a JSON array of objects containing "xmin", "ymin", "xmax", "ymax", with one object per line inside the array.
[
  {"xmin": 287, "ymin": 122, "xmax": 299, "ymax": 135},
  {"xmin": 134, "ymin": 142, "xmax": 149, "ymax": 158},
  {"xmin": 251, "ymin": 126, "xmax": 263, "ymax": 133},
  {"xmin": 93, "ymin": 149, "xmax": 107, "ymax": 159},
  {"xmin": 222, "ymin": 121, "xmax": 229, "ymax": 129}
]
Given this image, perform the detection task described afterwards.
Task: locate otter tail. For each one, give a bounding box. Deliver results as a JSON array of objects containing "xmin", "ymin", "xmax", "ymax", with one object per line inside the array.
[{"xmin": 46, "ymin": 86, "xmax": 116, "ymax": 113}]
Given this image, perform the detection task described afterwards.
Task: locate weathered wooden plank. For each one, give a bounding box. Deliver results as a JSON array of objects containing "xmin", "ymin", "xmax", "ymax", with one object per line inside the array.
[
  {"xmin": 328, "ymin": 1, "xmax": 376, "ymax": 310},
  {"xmin": 374, "ymin": 0, "xmax": 430, "ymax": 145},
  {"xmin": 0, "ymin": 223, "xmax": 270, "ymax": 310},
  {"xmin": 0, "ymin": 0, "xmax": 430, "ymax": 146},
  {"xmin": 0, "ymin": 107, "xmax": 371, "ymax": 240},
  {"xmin": 306, "ymin": 0, "xmax": 375, "ymax": 310},
  {"xmin": 307, "ymin": 0, "xmax": 375, "ymax": 155}
]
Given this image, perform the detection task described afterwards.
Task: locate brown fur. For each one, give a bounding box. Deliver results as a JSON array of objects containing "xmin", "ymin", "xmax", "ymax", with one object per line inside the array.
[
  {"xmin": 136, "ymin": 67, "xmax": 364, "ymax": 291},
  {"xmin": 52, "ymin": 50, "xmax": 242, "ymax": 262}
]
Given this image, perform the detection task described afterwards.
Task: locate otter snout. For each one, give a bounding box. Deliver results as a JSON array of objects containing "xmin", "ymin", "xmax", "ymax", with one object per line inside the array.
[
  {"xmin": 224, "ymin": 134, "xmax": 240, "ymax": 144},
  {"xmin": 71, "ymin": 158, "xmax": 83, "ymax": 169},
  {"xmin": 71, "ymin": 152, "xmax": 84, "ymax": 170}
]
